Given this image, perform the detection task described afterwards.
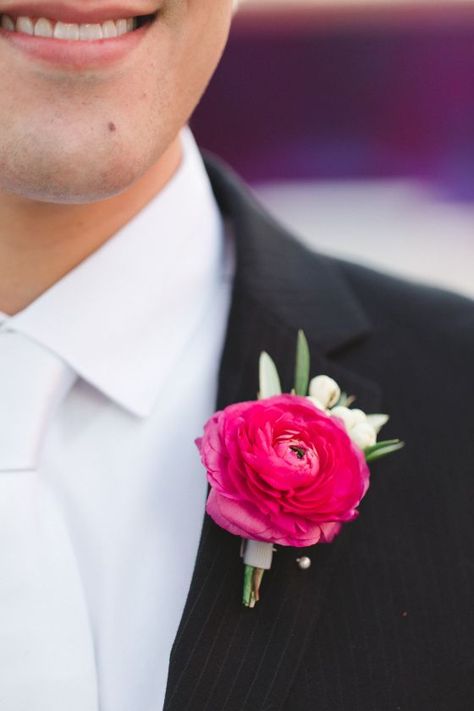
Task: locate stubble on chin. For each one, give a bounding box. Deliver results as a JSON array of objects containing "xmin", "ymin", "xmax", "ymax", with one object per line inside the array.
[
  {"xmin": 0, "ymin": 116, "xmax": 148, "ymax": 204},
  {"xmin": 0, "ymin": 63, "xmax": 177, "ymax": 204}
]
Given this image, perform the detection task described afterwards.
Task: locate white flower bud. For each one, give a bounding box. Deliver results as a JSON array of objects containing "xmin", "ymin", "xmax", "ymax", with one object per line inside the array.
[
  {"xmin": 350, "ymin": 422, "xmax": 377, "ymax": 449},
  {"xmin": 366, "ymin": 413, "xmax": 389, "ymax": 433},
  {"xmin": 330, "ymin": 405, "xmax": 355, "ymax": 431},
  {"xmin": 350, "ymin": 409, "xmax": 368, "ymax": 426},
  {"xmin": 306, "ymin": 396, "xmax": 327, "ymax": 412},
  {"xmin": 309, "ymin": 375, "xmax": 341, "ymax": 409}
]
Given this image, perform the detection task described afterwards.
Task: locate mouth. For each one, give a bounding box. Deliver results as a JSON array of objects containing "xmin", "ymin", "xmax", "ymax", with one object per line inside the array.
[
  {"xmin": 0, "ymin": 11, "xmax": 158, "ymax": 41},
  {"xmin": 0, "ymin": 6, "xmax": 161, "ymax": 69}
]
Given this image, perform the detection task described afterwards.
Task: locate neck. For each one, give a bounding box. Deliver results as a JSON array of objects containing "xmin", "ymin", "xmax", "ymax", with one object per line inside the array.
[{"xmin": 0, "ymin": 135, "xmax": 182, "ymax": 316}]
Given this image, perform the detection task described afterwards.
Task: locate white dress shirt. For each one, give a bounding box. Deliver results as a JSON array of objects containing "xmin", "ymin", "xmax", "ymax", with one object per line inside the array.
[{"xmin": 0, "ymin": 127, "xmax": 233, "ymax": 711}]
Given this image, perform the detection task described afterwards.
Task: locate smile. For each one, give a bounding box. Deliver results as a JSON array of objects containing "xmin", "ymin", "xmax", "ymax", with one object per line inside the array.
[
  {"xmin": 0, "ymin": 7, "xmax": 159, "ymax": 69},
  {"xmin": 0, "ymin": 12, "xmax": 157, "ymax": 41}
]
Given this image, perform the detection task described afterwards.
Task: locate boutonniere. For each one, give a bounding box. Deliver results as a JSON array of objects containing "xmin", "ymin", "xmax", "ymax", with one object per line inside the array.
[{"xmin": 196, "ymin": 331, "xmax": 404, "ymax": 608}]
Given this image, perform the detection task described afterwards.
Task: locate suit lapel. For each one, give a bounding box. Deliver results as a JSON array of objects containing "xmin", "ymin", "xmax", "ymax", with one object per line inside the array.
[{"xmin": 164, "ymin": 155, "xmax": 381, "ymax": 711}]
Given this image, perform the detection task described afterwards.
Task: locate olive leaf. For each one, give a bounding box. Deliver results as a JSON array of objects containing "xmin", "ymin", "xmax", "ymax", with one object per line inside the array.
[
  {"xmin": 365, "ymin": 439, "xmax": 405, "ymax": 462},
  {"xmin": 294, "ymin": 329, "xmax": 310, "ymax": 396},
  {"xmin": 259, "ymin": 351, "xmax": 282, "ymax": 399}
]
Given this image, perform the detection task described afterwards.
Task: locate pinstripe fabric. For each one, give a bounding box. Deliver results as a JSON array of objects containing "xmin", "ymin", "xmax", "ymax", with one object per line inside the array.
[
  {"xmin": 281, "ymin": 281, "xmax": 474, "ymax": 711},
  {"xmin": 164, "ymin": 154, "xmax": 474, "ymax": 710},
  {"xmin": 164, "ymin": 301, "xmax": 381, "ymax": 711},
  {"xmin": 163, "ymin": 155, "xmax": 382, "ymax": 711}
]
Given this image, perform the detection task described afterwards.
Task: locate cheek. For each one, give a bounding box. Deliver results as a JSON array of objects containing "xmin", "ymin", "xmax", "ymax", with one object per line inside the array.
[{"xmin": 155, "ymin": 1, "xmax": 232, "ymax": 115}]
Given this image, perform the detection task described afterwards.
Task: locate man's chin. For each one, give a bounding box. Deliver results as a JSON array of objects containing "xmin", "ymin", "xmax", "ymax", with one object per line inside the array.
[{"xmin": 0, "ymin": 159, "xmax": 144, "ymax": 205}]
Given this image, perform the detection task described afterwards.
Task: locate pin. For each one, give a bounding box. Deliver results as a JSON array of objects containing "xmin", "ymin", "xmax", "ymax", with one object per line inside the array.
[{"xmin": 296, "ymin": 556, "xmax": 311, "ymax": 570}]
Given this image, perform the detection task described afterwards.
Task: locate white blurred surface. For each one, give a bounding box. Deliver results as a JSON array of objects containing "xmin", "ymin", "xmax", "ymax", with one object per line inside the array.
[
  {"xmin": 241, "ymin": 0, "xmax": 471, "ymax": 8},
  {"xmin": 254, "ymin": 180, "xmax": 474, "ymax": 298},
  {"xmin": 245, "ymin": 0, "xmax": 435, "ymax": 5}
]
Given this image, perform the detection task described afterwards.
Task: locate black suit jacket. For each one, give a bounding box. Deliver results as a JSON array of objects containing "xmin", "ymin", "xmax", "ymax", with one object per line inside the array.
[{"xmin": 163, "ymin": 154, "xmax": 474, "ymax": 711}]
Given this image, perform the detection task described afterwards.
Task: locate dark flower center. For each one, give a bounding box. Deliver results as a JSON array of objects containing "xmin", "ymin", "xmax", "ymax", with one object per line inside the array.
[{"xmin": 289, "ymin": 445, "xmax": 306, "ymax": 460}]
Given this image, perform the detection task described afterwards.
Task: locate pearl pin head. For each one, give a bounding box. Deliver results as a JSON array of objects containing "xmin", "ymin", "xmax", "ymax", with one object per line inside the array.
[{"xmin": 296, "ymin": 556, "xmax": 311, "ymax": 570}]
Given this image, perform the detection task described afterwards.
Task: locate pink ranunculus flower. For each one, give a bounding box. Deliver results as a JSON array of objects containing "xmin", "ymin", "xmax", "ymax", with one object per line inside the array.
[{"xmin": 196, "ymin": 394, "xmax": 370, "ymax": 547}]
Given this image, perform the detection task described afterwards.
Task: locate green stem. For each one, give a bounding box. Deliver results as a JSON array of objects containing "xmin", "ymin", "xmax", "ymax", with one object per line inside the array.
[
  {"xmin": 243, "ymin": 565, "xmax": 254, "ymax": 607},
  {"xmin": 242, "ymin": 564, "xmax": 265, "ymax": 607}
]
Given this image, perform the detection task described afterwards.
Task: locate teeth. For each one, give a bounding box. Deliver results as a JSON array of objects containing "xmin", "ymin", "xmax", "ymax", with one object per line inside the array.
[
  {"xmin": 79, "ymin": 23, "xmax": 103, "ymax": 41},
  {"xmin": 0, "ymin": 14, "xmax": 14, "ymax": 31},
  {"xmin": 34, "ymin": 17, "xmax": 53, "ymax": 38},
  {"xmin": 16, "ymin": 16, "xmax": 34, "ymax": 34},
  {"xmin": 0, "ymin": 14, "xmax": 139, "ymax": 40},
  {"xmin": 102, "ymin": 20, "xmax": 117, "ymax": 39},
  {"xmin": 54, "ymin": 22, "xmax": 79, "ymax": 40},
  {"xmin": 115, "ymin": 19, "xmax": 127, "ymax": 36}
]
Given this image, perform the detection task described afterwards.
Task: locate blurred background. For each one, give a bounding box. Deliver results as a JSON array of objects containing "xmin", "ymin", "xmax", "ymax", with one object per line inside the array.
[{"xmin": 191, "ymin": 0, "xmax": 474, "ymax": 298}]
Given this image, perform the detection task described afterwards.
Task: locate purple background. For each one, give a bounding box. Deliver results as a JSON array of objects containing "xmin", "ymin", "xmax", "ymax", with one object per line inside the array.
[{"xmin": 191, "ymin": 20, "xmax": 474, "ymax": 201}]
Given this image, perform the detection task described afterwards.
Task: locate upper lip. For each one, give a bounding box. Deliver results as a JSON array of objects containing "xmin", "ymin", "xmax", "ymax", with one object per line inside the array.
[{"xmin": 0, "ymin": 2, "xmax": 159, "ymax": 22}]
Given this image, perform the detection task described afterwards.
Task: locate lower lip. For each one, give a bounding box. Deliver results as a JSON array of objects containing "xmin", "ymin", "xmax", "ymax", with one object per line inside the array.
[{"xmin": 0, "ymin": 20, "xmax": 154, "ymax": 69}]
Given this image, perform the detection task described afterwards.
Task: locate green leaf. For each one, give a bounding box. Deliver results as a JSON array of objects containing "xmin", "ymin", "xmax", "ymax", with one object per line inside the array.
[
  {"xmin": 294, "ymin": 329, "xmax": 310, "ymax": 396},
  {"xmin": 365, "ymin": 440, "xmax": 405, "ymax": 463},
  {"xmin": 242, "ymin": 564, "xmax": 254, "ymax": 607},
  {"xmin": 364, "ymin": 439, "xmax": 401, "ymax": 456},
  {"xmin": 259, "ymin": 351, "xmax": 282, "ymax": 399}
]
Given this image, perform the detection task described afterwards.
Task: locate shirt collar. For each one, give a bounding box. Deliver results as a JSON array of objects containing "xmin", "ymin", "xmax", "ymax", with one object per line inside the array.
[{"xmin": 3, "ymin": 127, "xmax": 229, "ymax": 418}]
